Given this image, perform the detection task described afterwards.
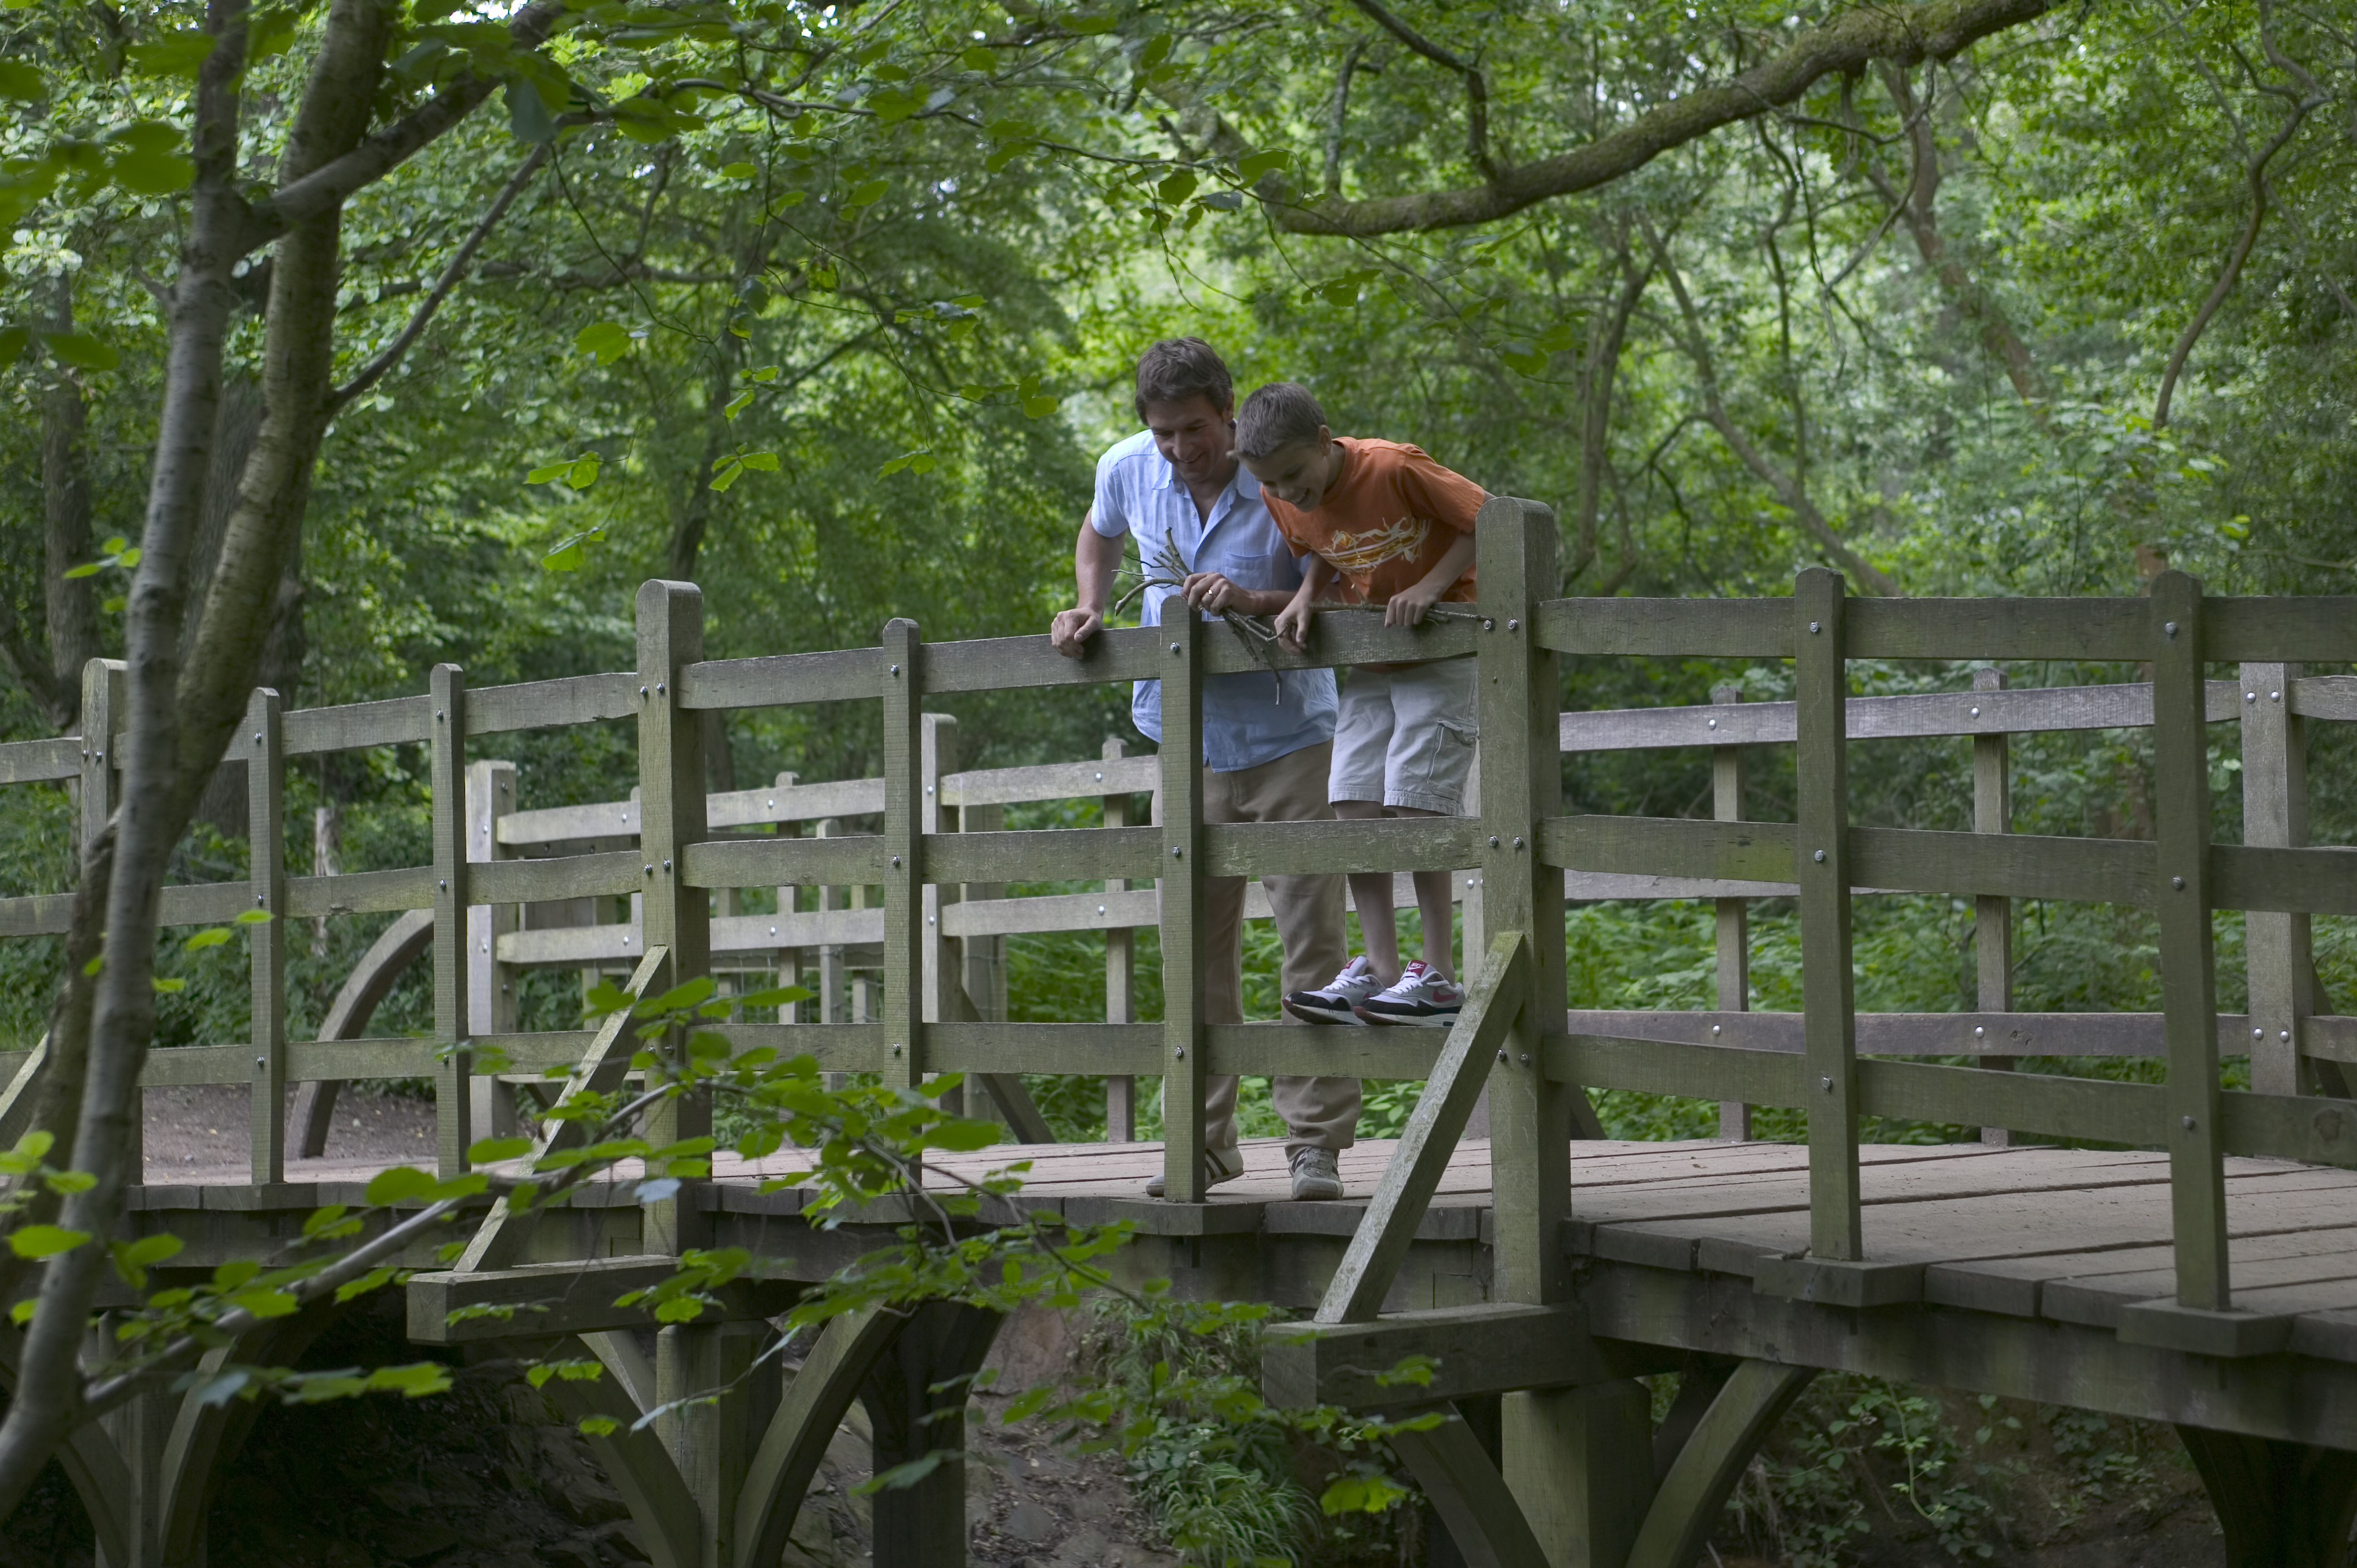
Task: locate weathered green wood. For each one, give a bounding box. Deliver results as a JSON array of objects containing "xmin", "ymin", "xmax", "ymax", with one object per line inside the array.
[
  {"xmin": 1220, "ymin": 612, "xmax": 1484, "ymax": 676},
  {"xmin": 1503, "ymin": 1380, "xmax": 1654, "ymax": 1568},
  {"xmin": 1203, "ymin": 816, "xmax": 1479, "ymax": 878},
  {"xmin": 292, "ymin": 906, "xmax": 435, "ymax": 1153},
  {"xmin": 467, "ymin": 761, "xmax": 521, "ymax": 1144},
  {"xmin": 679, "ymin": 833, "xmax": 886, "ymax": 891},
  {"xmin": 279, "ymin": 692, "xmax": 431, "ymax": 756},
  {"xmin": 733, "ymin": 1305, "xmax": 905, "ymax": 1568},
  {"xmin": 878, "ymin": 620, "xmax": 924, "ymax": 1098},
  {"xmin": 916, "ymin": 627, "xmax": 1163, "ymax": 692},
  {"xmin": 1848, "ymin": 826, "xmax": 2153, "ymax": 905},
  {"xmin": 1624, "ymin": 1361, "xmax": 1818, "ymax": 1568},
  {"xmin": 1794, "ymin": 569, "xmax": 1862, "ymax": 1261},
  {"xmin": 1321, "ymin": 934, "xmax": 1531, "ymax": 1325},
  {"xmin": 2217, "ymin": 1090, "xmax": 2357, "ymax": 1169},
  {"xmin": 676, "ymin": 645, "xmax": 884, "ymax": 710},
  {"xmin": 247, "ymin": 688, "xmax": 287, "ymax": 1185},
  {"xmin": 2240, "ymin": 662, "xmax": 2309, "ymax": 1097},
  {"xmin": 1104, "ymin": 736, "xmax": 1139, "ymax": 1141},
  {"xmin": 465, "ymin": 671, "xmax": 637, "ymax": 735},
  {"xmin": 2151, "ymin": 573, "xmax": 2231, "ymax": 1311},
  {"xmin": 538, "ymin": 1354, "xmax": 702, "ymax": 1568},
  {"xmin": 2174, "ymin": 1423, "xmax": 2357, "ymax": 1567},
  {"xmin": 1533, "ymin": 597, "xmax": 1792, "ymax": 658},
  {"xmin": 0, "ymin": 893, "xmax": 70, "ymax": 938},
  {"xmin": 637, "ymin": 581, "xmax": 712, "ymax": 1255},
  {"xmin": 708, "ymin": 774, "xmax": 884, "ymax": 830},
  {"xmin": 1480, "ymin": 496, "xmax": 1578, "ymax": 1305},
  {"xmin": 429, "ymin": 664, "xmax": 471, "ymax": 1180},
  {"xmin": 657, "ymin": 1320, "xmax": 777, "ymax": 1568},
  {"xmin": 1711, "ymin": 684, "xmax": 1752, "ymax": 1140},
  {"xmin": 155, "ymin": 880, "xmax": 251, "ymax": 928},
  {"xmin": 406, "ymin": 1258, "xmax": 799, "ymax": 1341},
  {"xmin": 1843, "ymin": 596, "xmax": 2149, "ymax": 660},
  {"xmin": 858, "ymin": 1302, "xmax": 1005, "ymax": 1568},
  {"xmin": 457, "ymin": 946, "xmax": 667, "ymax": 1272},
  {"xmin": 82, "ymin": 659, "xmax": 132, "ymax": 1181},
  {"xmin": 705, "ymin": 1021, "xmax": 890, "ymax": 1070},
  {"xmin": 2293, "ymin": 674, "xmax": 2357, "ymax": 721},
  {"xmin": 1205, "ymin": 1022, "xmax": 1444, "ymax": 1079},
  {"xmin": 281, "ymin": 865, "xmax": 437, "ymax": 917},
  {"xmin": 2203, "ymin": 597, "xmax": 2357, "ymax": 663},
  {"xmin": 1538, "ymin": 815, "xmax": 1796, "ymax": 881},
  {"xmin": 1392, "ymin": 1407, "xmax": 1556, "ymax": 1568},
  {"xmin": 923, "ymin": 825, "xmax": 1161, "ymax": 884},
  {"xmin": 1544, "ymin": 1033, "xmax": 1805, "ymax": 1104},
  {"xmin": 919, "ymin": 714, "xmax": 959, "ymax": 1087},
  {"xmin": 1857, "ymin": 1059, "xmax": 2163, "ymax": 1146},
  {"xmin": 1264, "ymin": 1303, "xmax": 1614, "ymax": 1409},
  {"xmin": 942, "ymin": 750, "xmax": 1160, "ymax": 810},
  {"xmin": 1557, "ymin": 678, "xmax": 2242, "ymax": 754},
  {"xmin": 469, "ymin": 850, "xmax": 643, "ymax": 905},
  {"xmin": 0, "ymin": 734, "xmax": 80, "ymax": 785},
  {"xmin": 1973, "ymin": 667, "xmax": 2015, "ymax": 1145},
  {"xmin": 2209, "ymin": 844, "xmax": 2357, "ymax": 917},
  {"xmin": 935, "ymin": 972, "xmax": 1058, "ymax": 1143},
  {"xmin": 1558, "ymin": 1006, "xmax": 2351, "ymax": 1059},
  {"xmin": 1160, "ymin": 611, "xmax": 1207, "ymax": 1200}
]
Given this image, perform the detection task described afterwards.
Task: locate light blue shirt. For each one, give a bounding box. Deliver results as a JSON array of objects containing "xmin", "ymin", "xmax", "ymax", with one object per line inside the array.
[{"xmin": 1090, "ymin": 430, "xmax": 1337, "ymax": 772}]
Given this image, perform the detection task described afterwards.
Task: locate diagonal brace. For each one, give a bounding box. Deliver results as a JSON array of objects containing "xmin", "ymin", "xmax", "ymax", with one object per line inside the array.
[{"xmin": 1318, "ymin": 931, "xmax": 1529, "ymax": 1325}]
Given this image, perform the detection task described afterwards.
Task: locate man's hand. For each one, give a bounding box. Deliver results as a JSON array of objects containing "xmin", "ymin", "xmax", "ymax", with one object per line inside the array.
[
  {"xmin": 1181, "ymin": 572, "xmax": 1249, "ymax": 615},
  {"xmin": 1273, "ymin": 597, "xmax": 1314, "ymax": 653},
  {"xmin": 1384, "ymin": 581, "xmax": 1443, "ymax": 627},
  {"xmin": 1050, "ymin": 607, "xmax": 1103, "ymax": 657}
]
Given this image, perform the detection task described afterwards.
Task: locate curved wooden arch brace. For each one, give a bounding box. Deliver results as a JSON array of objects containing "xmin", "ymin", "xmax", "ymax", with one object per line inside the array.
[
  {"xmin": 0, "ymin": 1324, "xmax": 133, "ymax": 1567},
  {"xmin": 1391, "ymin": 1404, "xmax": 1553, "ymax": 1568},
  {"xmin": 2175, "ymin": 1423, "xmax": 2357, "ymax": 1567},
  {"xmin": 857, "ymin": 1302, "xmax": 1006, "ymax": 1568},
  {"xmin": 733, "ymin": 1306, "xmax": 906, "ymax": 1568},
  {"xmin": 157, "ymin": 1306, "xmax": 350, "ymax": 1565},
  {"xmin": 1624, "ymin": 1359, "xmax": 1817, "ymax": 1568},
  {"xmin": 292, "ymin": 906, "xmax": 435, "ymax": 1156},
  {"xmin": 542, "ymin": 1341, "xmax": 702, "ymax": 1568}
]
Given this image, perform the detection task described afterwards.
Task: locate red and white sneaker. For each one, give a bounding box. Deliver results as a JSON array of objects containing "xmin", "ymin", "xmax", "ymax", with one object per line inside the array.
[{"xmin": 1355, "ymin": 961, "xmax": 1464, "ymax": 1026}]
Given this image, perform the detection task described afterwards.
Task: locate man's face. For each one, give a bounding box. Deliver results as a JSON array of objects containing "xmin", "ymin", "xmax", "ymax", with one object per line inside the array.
[
  {"xmin": 1242, "ymin": 434, "xmax": 1336, "ymax": 510},
  {"xmin": 1142, "ymin": 395, "xmax": 1235, "ymax": 488}
]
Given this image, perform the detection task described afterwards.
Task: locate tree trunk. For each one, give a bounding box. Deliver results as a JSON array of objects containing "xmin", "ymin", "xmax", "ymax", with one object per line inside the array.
[{"xmin": 40, "ymin": 292, "xmax": 100, "ymax": 724}]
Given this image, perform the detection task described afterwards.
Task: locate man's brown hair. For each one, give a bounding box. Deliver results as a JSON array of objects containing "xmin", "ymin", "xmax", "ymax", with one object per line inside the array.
[{"xmin": 1133, "ymin": 337, "xmax": 1232, "ymax": 422}]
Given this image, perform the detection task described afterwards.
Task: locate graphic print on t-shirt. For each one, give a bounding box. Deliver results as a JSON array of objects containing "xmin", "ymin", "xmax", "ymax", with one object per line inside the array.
[{"xmin": 1319, "ymin": 516, "xmax": 1436, "ymax": 584}]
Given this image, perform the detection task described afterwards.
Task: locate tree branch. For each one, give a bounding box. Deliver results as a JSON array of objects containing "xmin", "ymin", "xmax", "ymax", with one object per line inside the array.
[
  {"xmin": 329, "ymin": 144, "xmax": 548, "ymax": 410},
  {"xmin": 1322, "ymin": 37, "xmax": 1376, "ymax": 199},
  {"xmin": 1346, "ymin": 0, "xmax": 1495, "ymax": 180},
  {"xmin": 1260, "ymin": 0, "xmax": 2052, "ymax": 235}
]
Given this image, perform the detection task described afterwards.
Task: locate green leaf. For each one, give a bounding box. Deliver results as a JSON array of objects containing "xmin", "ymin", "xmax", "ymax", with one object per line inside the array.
[
  {"xmin": 112, "ymin": 144, "xmax": 194, "ymax": 196},
  {"xmin": 41, "ymin": 332, "xmax": 118, "ymax": 371},
  {"xmin": 63, "ymin": 562, "xmax": 103, "ymax": 580},
  {"xmin": 468, "ymin": 1136, "xmax": 534, "ymax": 1163},
  {"xmin": 1156, "ymin": 171, "xmax": 1197, "ymax": 205},
  {"xmin": 846, "ymin": 177, "xmax": 890, "ymax": 207},
  {"xmin": 506, "ymin": 77, "xmax": 558, "ymax": 143},
  {"xmin": 229, "ymin": 1287, "xmax": 302, "ymax": 1319},
  {"xmin": 542, "ymin": 528, "xmax": 605, "ymax": 572},
  {"xmin": 183, "ymin": 926, "xmax": 233, "ymax": 952},
  {"xmin": 9, "ymin": 1224, "xmax": 89, "ymax": 1260},
  {"xmin": 151, "ymin": 977, "xmax": 186, "ymax": 993},
  {"xmin": 1022, "ymin": 393, "xmax": 1060, "ymax": 419},
  {"xmin": 642, "ymin": 976, "xmax": 717, "ymax": 1014},
  {"xmin": 0, "ymin": 326, "xmax": 26, "ymax": 362},
  {"xmin": 364, "ymin": 1166, "xmax": 438, "ymax": 1206},
  {"xmin": 720, "ymin": 161, "xmax": 756, "ymax": 178},
  {"xmin": 1067, "ymin": 13, "xmax": 1117, "ymax": 34},
  {"xmin": 128, "ymin": 28, "xmax": 216, "ymax": 79},
  {"xmin": 0, "ymin": 60, "xmax": 45, "ymax": 100},
  {"xmin": 1498, "ymin": 343, "xmax": 1547, "ymax": 376},
  {"xmin": 1196, "ymin": 190, "xmax": 1243, "ymax": 211},
  {"xmin": 565, "ymin": 455, "xmax": 600, "ymax": 490},
  {"xmin": 578, "ymin": 1414, "xmax": 619, "ymax": 1436},
  {"xmin": 723, "ymin": 389, "xmax": 755, "ymax": 421},
  {"xmin": 366, "ymin": 1362, "xmax": 452, "ymax": 1398},
  {"xmin": 234, "ymin": 908, "xmax": 274, "ymax": 925},
  {"xmin": 42, "ymin": 1169, "xmax": 93, "ymax": 1193},
  {"xmin": 1139, "ymin": 33, "xmax": 1174, "ymax": 68},
  {"xmin": 302, "ymin": 1204, "xmax": 349, "ymax": 1237},
  {"xmin": 335, "ymin": 1264, "xmax": 399, "ymax": 1303},
  {"xmin": 961, "ymin": 45, "xmax": 995, "ymax": 70},
  {"xmin": 1238, "ymin": 148, "xmax": 1291, "ymax": 181},
  {"xmin": 574, "ymin": 320, "xmax": 633, "ymax": 364},
  {"xmin": 767, "ymin": 191, "xmax": 806, "ymax": 216}
]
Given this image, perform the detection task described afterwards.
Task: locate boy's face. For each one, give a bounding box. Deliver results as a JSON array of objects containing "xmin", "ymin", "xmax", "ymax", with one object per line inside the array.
[{"xmin": 1242, "ymin": 431, "xmax": 1339, "ymax": 510}]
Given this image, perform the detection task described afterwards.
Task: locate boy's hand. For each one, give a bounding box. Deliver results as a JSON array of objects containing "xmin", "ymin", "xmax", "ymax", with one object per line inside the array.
[
  {"xmin": 1273, "ymin": 598, "xmax": 1312, "ymax": 653},
  {"xmin": 1050, "ymin": 607, "xmax": 1103, "ymax": 656},
  {"xmin": 1384, "ymin": 582, "xmax": 1442, "ymax": 627}
]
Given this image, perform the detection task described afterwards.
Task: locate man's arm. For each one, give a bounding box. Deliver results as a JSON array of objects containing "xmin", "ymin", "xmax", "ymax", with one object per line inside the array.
[{"xmin": 1050, "ymin": 511, "xmax": 1125, "ymax": 657}]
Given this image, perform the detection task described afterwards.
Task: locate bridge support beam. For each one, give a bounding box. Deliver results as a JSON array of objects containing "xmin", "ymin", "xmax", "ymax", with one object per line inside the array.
[
  {"xmin": 2177, "ymin": 1424, "xmax": 2357, "ymax": 1568},
  {"xmin": 858, "ymin": 1302, "xmax": 1003, "ymax": 1568},
  {"xmin": 1502, "ymin": 1380, "xmax": 1653, "ymax": 1568}
]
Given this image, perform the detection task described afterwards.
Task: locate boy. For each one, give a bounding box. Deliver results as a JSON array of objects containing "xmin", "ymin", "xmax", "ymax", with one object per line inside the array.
[{"xmin": 1239, "ymin": 382, "xmax": 1484, "ymax": 1028}]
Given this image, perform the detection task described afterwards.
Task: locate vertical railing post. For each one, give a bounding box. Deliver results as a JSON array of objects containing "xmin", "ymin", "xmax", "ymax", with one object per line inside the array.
[
  {"xmin": 1794, "ymin": 568, "xmax": 1861, "ymax": 1261},
  {"xmin": 919, "ymin": 714, "xmax": 968, "ymax": 1118},
  {"xmin": 816, "ymin": 818, "xmax": 847, "ymax": 1028},
  {"xmin": 1710, "ymin": 684, "xmax": 1751, "ymax": 1140},
  {"xmin": 637, "ymin": 581, "xmax": 712, "ymax": 1255},
  {"xmin": 1157, "ymin": 610, "xmax": 1207, "ymax": 1199},
  {"xmin": 880, "ymin": 620, "xmax": 926, "ymax": 1098},
  {"xmin": 468, "ymin": 760, "xmax": 520, "ymax": 1142},
  {"xmin": 247, "ymin": 687, "xmax": 287, "ymax": 1186},
  {"xmin": 1475, "ymin": 495, "xmax": 1568, "ymax": 1305},
  {"xmin": 1103, "ymin": 737, "xmax": 1137, "ymax": 1142},
  {"xmin": 771, "ymin": 771, "xmax": 802, "ymax": 1024},
  {"xmin": 1973, "ymin": 667, "xmax": 2015, "ymax": 1145},
  {"xmin": 2240, "ymin": 660, "xmax": 2309, "ymax": 1097},
  {"xmin": 2151, "ymin": 572, "xmax": 2229, "ymax": 1309},
  {"xmin": 429, "ymin": 663, "xmax": 471, "ymax": 1179},
  {"xmin": 80, "ymin": 660, "xmax": 130, "ymax": 1179}
]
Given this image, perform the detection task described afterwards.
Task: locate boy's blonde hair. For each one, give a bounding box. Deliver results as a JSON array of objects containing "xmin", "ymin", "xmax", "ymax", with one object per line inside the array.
[{"xmin": 1235, "ymin": 382, "xmax": 1327, "ymax": 462}]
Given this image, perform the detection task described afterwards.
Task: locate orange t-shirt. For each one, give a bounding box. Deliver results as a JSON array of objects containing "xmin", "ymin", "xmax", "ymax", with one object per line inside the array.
[{"xmin": 1263, "ymin": 438, "xmax": 1485, "ymax": 605}]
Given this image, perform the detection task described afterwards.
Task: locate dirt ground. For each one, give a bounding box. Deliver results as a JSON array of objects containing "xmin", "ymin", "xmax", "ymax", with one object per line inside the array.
[{"xmin": 142, "ymin": 1082, "xmax": 438, "ymax": 1178}]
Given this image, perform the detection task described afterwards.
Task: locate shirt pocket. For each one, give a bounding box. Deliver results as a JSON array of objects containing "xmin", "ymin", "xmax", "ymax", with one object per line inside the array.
[{"xmin": 1213, "ymin": 550, "xmax": 1301, "ymax": 591}]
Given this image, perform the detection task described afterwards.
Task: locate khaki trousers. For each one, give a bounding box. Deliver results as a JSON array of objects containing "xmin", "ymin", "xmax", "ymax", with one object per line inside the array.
[{"xmin": 1156, "ymin": 742, "xmax": 1357, "ymax": 1155}]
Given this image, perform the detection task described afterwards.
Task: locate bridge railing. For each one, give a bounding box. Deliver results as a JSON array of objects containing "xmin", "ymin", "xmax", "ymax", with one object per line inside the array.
[{"xmin": 0, "ymin": 499, "xmax": 2352, "ymax": 1317}]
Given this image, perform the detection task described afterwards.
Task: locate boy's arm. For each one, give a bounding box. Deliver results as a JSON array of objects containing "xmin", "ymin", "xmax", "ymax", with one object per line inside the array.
[
  {"xmin": 1272, "ymin": 554, "xmax": 1336, "ymax": 652},
  {"xmin": 1384, "ymin": 531, "xmax": 1477, "ymax": 627}
]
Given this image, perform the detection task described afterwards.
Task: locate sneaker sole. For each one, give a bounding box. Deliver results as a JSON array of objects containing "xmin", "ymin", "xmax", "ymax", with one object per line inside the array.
[
  {"xmin": 1284, "ymin": 997, "xmax": 1370, "ymax": 1026},
  {"xmin": 1290, "ymin": 1183, "xmax": 1344, "ymax": 1201},
  {"xmin": 1356, "ymin": 1006, "xmax": 1462, "ymax": 1027}
]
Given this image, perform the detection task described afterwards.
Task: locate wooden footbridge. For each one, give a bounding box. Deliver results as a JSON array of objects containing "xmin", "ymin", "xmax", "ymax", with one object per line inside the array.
[{"xmin": 6, "ymin": 499, "xmax": 2357, "ymax": 1568}]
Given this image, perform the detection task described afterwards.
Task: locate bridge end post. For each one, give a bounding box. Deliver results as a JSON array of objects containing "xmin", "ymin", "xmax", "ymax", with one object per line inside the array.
[
  {"xmin": 430, "ymin": 663, "xmax": 473, "ymax": 1180},
  {"xmin": 1794, "ymin": 568, "xmax": 1862, "ymax": 1261}
]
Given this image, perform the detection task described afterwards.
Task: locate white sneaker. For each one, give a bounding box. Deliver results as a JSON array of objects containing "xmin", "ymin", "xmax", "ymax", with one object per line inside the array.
[
  {"xmin": 1145, "ymin": 1144, "xmax": 1246, "ymax": 1198},
  {"xmin": 1285, "ymin": 956, "xmax": 1384, "ymax": 1025},
  {"xmin": 1355, "ymin": 961, "xmax": 1464, "ymax": 1026},
  {"xmin": 1289, "ymin": 1147, "xmax": 1343, "ymax": 1200}
]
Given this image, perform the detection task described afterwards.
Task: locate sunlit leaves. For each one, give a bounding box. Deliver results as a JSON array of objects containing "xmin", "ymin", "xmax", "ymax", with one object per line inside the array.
[
  {"xmin": 9, "ymin": 1223, "xmax": 89, "ymax": 1259},
  {"xmin": 44, "ymin": 330, "xmax": 119, "ymax": 371},
  {"xmin": 709, "ymin": 447, "xmax": 778, "ymax": 492},
  {"xmin": 574, "ymin": 320, "xmax": 636, "ymax": 364},
  {"xmin": 1237, "ymin": 148, "xmax": 1291, "ymax": 182},
  {"xmin": 527, "ymin": 452, "xmax": 602, "ymax": 489},
  {"xmin": 127, "ymin": 28, "xmax": 216, "ymax": 80},
  {"xmin": 879, "ymin": 448, "xmax": 936, "ymax": 476}
]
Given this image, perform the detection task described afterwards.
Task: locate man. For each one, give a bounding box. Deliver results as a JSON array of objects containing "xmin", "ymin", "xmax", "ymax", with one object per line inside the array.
[{"xmin": 1050, "ymin": 337, "xmax": 1357, "ymax": 1201}]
